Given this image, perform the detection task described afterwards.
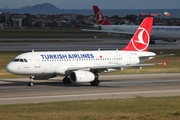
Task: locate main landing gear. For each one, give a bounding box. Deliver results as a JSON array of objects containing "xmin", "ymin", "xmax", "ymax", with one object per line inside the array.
[
  {"xmin": 149, "ymin": 40, "xmax": 155, "ymax": 44},
  {"xmin": 63, "ymin": 76, "xmax": 72, "ymax": 84},
  {"xmin": 28, "ymin": 76, "xmax": 35, "ymax": 86},
  {"xmin": 90, "ymin": 73, "xmax": 100, "ymax": 86}
]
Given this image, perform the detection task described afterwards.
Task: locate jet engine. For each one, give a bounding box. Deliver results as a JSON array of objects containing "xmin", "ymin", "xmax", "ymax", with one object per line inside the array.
[
  {"xmin": 70, "ymin": 71, "xmax": 95, "ymax": 83},
  {"xmin": 162, "ymin": 39, "xmax": 177, "ymax": 42}
]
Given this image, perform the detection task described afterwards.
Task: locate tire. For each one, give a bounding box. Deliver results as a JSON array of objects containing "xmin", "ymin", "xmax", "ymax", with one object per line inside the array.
[
  {"xmin": 150, "ymin": 40, "xmax": 155, "ymax": 44},
  {"xmin": 63, "ymin": 77, "xmax": 72, "ymax": 84},
  {"xmin": 28, "ymin": 82, "xmax": 33, "ymax": 86},
  {"xmin": 90, "ymin": 79, "xmax": 100, "ymax": 86}
]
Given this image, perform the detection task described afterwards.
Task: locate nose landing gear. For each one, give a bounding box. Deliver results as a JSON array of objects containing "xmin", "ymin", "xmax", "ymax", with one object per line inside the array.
[{"xmin": 28, "ymin": 76, "xmax": 35, "ymax": 86}]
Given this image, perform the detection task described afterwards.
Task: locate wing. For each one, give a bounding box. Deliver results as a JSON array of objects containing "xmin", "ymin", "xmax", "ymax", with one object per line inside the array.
[
  {"xmin": 81, "ymin": 29, "xmax": 134, "ymax": 35},
  {"xmin": 63, "ymin": 53, "xmax": 175, "ymax": 73},
  {"xmin": 55, "ymin": 63, "xmax": 155, "ymax": 75},
  {"xmin": 65, "ymin": 63, "xmax": 155, "ymax": 72},
  {"xmin": 82, "ymin": 29, "xmax": 159, "ymax": 38}
]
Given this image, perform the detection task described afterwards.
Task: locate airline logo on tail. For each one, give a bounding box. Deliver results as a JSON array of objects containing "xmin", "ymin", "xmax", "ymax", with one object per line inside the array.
[
  {"xmin": 132, "ymin": 27, "xmax": 150, "ymax": 51},
  {"xmin": 96, "ymin": 11, "xmax": 106, "ymax": 25},
  {"xmin": 93, "ymin": 6, "xmax": 111, "ymax": 25},
  {"xmin": 123, "ymin": 17, "xmax": 153, "ymax": 51}
]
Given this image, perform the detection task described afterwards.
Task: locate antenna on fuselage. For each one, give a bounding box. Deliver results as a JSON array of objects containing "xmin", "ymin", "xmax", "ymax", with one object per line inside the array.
[
  {"xmin": 98, "ymin": 48, "xmax": 100, "ymax": 51},
  {"xmin": 32, "ymin": 49, "xmax": 34, "ymax": 52}
]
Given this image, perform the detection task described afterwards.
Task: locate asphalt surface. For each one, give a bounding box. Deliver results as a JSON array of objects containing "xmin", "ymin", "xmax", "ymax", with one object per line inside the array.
[
  {"xmin": 0, "ymin": 38, "xmax": 180, "ymax": 51},
  {"xmin": 0, "ymin": 73, "xmax": 180, "ymax": 104}
]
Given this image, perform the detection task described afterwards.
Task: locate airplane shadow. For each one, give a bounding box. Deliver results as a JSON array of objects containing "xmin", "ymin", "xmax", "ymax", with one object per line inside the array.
[{"xmin": 0, "ymin": 79, "xmax": 124, "ymax": 88}]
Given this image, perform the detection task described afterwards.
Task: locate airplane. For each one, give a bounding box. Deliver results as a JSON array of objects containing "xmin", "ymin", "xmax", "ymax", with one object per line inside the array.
[
  {"xmin": 6, "ymin": 17, "xmax": 169, "ymax": 87},
  {"xmin": 82, "ymin": 6, "xmax": 180, "ymax": 44}
]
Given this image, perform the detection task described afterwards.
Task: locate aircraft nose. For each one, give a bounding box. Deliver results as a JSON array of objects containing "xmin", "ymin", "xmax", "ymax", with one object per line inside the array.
[{"xmin": 6, "ymin": 62, "xmax": 18, "ymax": 74}]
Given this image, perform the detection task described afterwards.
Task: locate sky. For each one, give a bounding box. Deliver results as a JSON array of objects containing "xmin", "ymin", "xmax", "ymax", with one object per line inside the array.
[{"xmin": 0, "ymin": 0, "xmax": 180, "ymax": 9}]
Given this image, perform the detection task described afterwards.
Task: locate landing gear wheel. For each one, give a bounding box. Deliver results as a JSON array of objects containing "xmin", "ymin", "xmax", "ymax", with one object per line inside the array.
[
  {"xmin": 90, "ymin": 79, "xmax": 100, "ymax": 86},
  {"xmin": 28, "ymin": 82, "xmax": 33, "ymax": 86},
  {"xmin": 63, "ymin": 76, "xmax": 72, "ymax": 84},
  {"xmin": 28, "ymin": 76, "xmax": 35, "ymax": 87},
  {"xmin": 150, "ymin": 40, "xmax": 155, "ymax": 44},
  {"xmin": 90, "ymin": 73, "xmax": 100, "ymax": 86}
]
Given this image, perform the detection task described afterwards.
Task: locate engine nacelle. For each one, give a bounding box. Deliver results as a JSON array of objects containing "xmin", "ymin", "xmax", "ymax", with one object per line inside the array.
[
  {"xmin": 70, "ymin": 71, "xmax": 95, "ymax": 83},
  {"xmin": 162, "ymin": 39, "xmax": 177, "ymax": 42}
]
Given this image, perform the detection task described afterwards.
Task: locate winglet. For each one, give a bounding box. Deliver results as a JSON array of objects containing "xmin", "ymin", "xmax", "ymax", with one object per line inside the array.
[
  {"xmin": 93, "ymin": 6, "xmax": 111, "ymax": 25},
  {"xmin": 123, "ymin": 17, "xmax": 153, "ymax": 52},
  {"xmin": 157, "ymin": 60, "xmax": 168, "ymax": 67},
  {"xmin": 162, "ymin": 60, "xmax": 168, "ymax": 67}
]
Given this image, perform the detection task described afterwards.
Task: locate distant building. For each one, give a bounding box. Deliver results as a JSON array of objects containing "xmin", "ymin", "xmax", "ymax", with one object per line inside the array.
[{"xmin": 12, "ymin": 15, "xmax": 25, "ymax": 27}]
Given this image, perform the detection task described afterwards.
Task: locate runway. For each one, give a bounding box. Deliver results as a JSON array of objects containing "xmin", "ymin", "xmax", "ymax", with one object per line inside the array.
[
  {"xmin": 0, "ymin": 38, "xmax": 180, "ymax": 104},
  {"xmin": 0, "ymin": 38, "xmax": 180, "ymax": 51},
  {"xmin": 0, "ymin": 73, "xmax": 180, "ymax": 104}
]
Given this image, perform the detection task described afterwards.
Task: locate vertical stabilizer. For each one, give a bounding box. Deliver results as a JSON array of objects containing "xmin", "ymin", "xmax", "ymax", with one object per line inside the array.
[
  {"xmin": 123, "ymin": 17, "xmax": 153, "ymax": 51},
  {"xmin": 93, "ymin": 6, "xmax": 111, "ymax": 25}
]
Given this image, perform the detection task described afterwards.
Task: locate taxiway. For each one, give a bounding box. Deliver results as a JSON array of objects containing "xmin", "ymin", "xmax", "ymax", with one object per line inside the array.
[
  {"xmin": 0, "ymin": 38, "xmax": 180, "ymax": 51},
  {"xmin": 0, "ymin": 73, "xmax": 180, "ymax": 104}
]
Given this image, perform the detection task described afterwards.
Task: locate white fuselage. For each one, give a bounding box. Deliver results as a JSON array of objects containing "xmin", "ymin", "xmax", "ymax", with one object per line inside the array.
[
  {"xmin": 6, "ymin": 50, "xmax": 155, "ymax": 77},
  {"xmin": 101, "ymin": 25, "xmax": 180, "ymax": 39},
  {"xmin": 6, "ymin": 17, "xmax": 155, "ymax": 86}
]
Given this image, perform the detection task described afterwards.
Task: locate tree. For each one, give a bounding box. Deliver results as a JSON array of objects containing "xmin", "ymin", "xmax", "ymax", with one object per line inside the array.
[
  {"xmin": 47, "ymin": 21, "xmax": 58, "ymax": 27},
  {"xmin": 33, "ymin": 22, "xmax": 42, "ymax": 27}
]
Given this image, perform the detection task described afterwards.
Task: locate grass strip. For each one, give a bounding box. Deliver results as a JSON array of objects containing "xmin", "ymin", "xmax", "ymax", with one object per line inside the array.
[
  {"xmin": 0, "ymin": 97, "xmax": 180, "ymax": 120},
  {"xmin": 0, "ymin": 30, "xmax": 112, "ymax": 38}
]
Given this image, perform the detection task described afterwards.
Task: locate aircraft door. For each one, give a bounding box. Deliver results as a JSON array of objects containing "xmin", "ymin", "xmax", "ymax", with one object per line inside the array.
[{"xmin": 33, "ymin": 55, "xmax": 41, "ymax": 68}]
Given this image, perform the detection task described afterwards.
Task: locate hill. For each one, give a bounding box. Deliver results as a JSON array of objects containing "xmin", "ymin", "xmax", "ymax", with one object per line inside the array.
[{"xmin": 19, "ymin": 3, "xmax": 60, "ymax": 11}]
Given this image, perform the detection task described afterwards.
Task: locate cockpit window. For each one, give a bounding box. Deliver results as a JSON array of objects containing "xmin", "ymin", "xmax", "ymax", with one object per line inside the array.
[
  {"xmin": 24, "ymin": 59, "xmax": 28, "ymax": 62},
  {"xmin": 20, "ymin": 59, "xmax": 24, "ymax": 62},
  {"xmin": 13, "ymin": 58, "xmax": 28, "ymax": 62},
  {"xmin": 13, "ymin": 59, "xmax": 20, "ymax": 62}
]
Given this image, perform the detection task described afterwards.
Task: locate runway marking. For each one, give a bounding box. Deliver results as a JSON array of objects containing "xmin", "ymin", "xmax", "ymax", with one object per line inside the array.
[{"xmin": 0, "ymin": 90, "xmax": 180, "ymax": 101}]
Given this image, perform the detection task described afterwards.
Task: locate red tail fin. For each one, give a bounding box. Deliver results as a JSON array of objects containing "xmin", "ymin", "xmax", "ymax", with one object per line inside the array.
[
  {"xmin": 123, "ymin": 17, "xmax": 153, "ymax": 52},
  {"xmin": 93, "ymin": 6, "xmax": 111, "ymax": 25}
]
